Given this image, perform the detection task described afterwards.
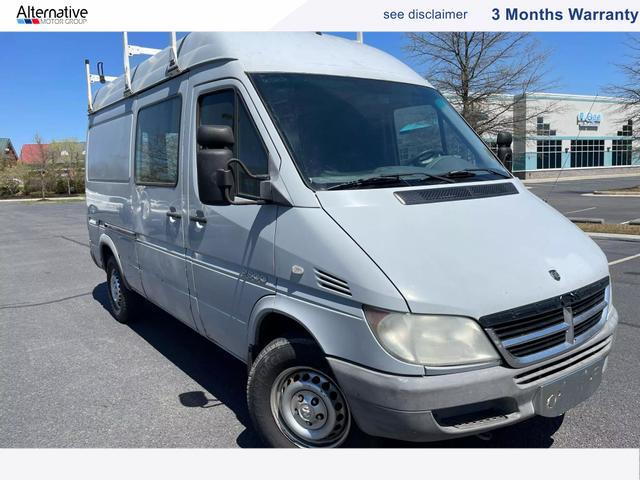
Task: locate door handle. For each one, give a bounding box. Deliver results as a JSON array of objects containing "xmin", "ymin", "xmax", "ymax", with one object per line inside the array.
[
  {"xmin": 189, "ymin": 215, "xmax": 207, "ymax": 224},
  {"xmin": 166, "ymin": 211, "xmax": 182, "ymax": 219}
]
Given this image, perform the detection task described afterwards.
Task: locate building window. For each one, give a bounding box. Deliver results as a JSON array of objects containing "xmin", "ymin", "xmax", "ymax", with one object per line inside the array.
[
  {"xmin": 570, "ymin": 139, "xmax": 604, "ymax": 168},
  {"xmin": 536, "ymin": 140, "xmax": 562, "ymax": 169},
  {"xmin": 536, "ymin": 117, "xmax": 556, "ymax": 136},
  {"xmin": 612, "ymin": 120, "xmax": 633, "ymax": 166},
  {"xmin": 612, "ymin": 140, "xmax": 632, "ymax": 166},
  {"xmin": 134, "ymin": 96, "xmax": 181, "ymax": 186}
]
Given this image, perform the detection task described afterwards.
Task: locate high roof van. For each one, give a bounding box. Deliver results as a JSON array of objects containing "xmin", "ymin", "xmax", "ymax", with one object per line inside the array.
[{"xmin": 86, "ymin": 32, "xmax": 618, "ymax": 447}]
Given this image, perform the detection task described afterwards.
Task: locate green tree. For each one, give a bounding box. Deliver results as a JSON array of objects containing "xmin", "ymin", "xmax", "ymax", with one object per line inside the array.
[
  {"xmin": 0, "ymin": 163, "xmax": 30, "ymax": 197},
  {"xmin": 48, "ymin": 139, "xmax": 86, "ymax": 195}
]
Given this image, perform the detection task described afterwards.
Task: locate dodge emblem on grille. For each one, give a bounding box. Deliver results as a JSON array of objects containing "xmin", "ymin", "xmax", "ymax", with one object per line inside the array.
[{"xmin": 549, "ymin": 269, "xmax": 561, "ymax": 281}]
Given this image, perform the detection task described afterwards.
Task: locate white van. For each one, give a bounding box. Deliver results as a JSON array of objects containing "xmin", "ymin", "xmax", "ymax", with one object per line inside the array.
[{"xmin": 86, "ymin": 32, "xmax": 618, "ymax": 447}]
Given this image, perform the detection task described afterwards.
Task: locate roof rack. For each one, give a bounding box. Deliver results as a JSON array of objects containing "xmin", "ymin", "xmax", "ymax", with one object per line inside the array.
[
  {"xmin": 84, "ymin": 59, "xmax": 117, "ymax": 112},
  {"xmin": 85, "ymin": 32, "xmax": 180, "ymax": 112}
]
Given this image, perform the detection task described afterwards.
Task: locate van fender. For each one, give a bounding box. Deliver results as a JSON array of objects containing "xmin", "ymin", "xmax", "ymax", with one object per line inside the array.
[
  {"xmin": 98, "ymin": 233, "xmax": 125, "ymax": 279},
  {"xmin": 247, "ymin": 295, "xmax": 276, "ymax": 346},
  {"xmin": 247, "ymin": 294, "xmax": 324, "ymax": 355}
]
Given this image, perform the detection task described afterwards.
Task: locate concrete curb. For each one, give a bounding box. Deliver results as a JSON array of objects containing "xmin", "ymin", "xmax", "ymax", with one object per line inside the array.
[
  {"xmin": 587, "ymin": 232, "xmax": 640, "ymax": 242},
  {"xmin": 592, "ymin": 191, "xmax": 640, "ymax": 197},
  {"xmin": 0, "ymin": 196, "xmax": 85, "ymax": 203},
  {"xmin": 569, "ymin": 217, "xmax": 604, "ymax": 224},
  {"xmin": 581, "ymin": 193, "xmax": 640, "ymax": 198},
  {"xmin": 522, "ymin": 172, "xmax": 640, "ymax": 184}
]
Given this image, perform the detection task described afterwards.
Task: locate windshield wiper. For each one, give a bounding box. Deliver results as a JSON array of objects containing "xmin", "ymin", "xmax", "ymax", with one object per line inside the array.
[
  {"xmin": 326, "ymin": 173, "xmax": 454, "ymax": 191},
  {"xmin": 444, "ymin": 168, "xmax": 511, "ymax": 179}
]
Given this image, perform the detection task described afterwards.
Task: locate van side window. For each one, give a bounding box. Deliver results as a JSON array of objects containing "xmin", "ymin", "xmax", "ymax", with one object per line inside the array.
[
  {"xmin": 200, "ymin": 90, "xmax": 234, "ymax": 128},
  {"xmin": 198, "ymin": 89, "xmax": 268, "ymax": 199},
  {"xmin": 134, "ymin": 97, "xmax": 182, "ymax": 186}
]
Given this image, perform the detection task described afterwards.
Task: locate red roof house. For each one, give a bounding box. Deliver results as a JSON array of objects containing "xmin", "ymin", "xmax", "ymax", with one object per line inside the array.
[{"xmin": 19, "ymin": 144, "xmax": 50, "ymax": 165}]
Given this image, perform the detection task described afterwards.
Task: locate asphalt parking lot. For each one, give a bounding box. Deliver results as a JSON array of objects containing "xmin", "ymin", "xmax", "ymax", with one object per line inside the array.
[
  {"xmin": 1, "ymin": 200, "xmax": 638, "ymax": 448},
  {"xmin": 526, "ymin": 174, "xmax": 640, "ymax": 224}
]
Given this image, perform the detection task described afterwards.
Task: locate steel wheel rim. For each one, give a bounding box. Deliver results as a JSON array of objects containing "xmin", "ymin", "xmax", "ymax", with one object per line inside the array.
[
  {"xmin": 109, "ymin": 270, "xmax": 123, "ymax": 312},
  {"xmin": 270, "ymin": 366, "xmax": 351, "ymax": 448}
]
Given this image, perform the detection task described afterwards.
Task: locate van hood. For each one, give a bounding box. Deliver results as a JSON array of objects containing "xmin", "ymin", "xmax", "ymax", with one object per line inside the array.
[{"xmin": 316, "ymin": 181, "xmax": 609, "ymax": 318}]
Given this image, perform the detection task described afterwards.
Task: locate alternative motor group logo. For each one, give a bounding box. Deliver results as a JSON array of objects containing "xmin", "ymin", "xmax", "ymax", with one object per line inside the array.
[{"xmin": 16, "ymin": 5, "xmax": 88, "ymax": 24}]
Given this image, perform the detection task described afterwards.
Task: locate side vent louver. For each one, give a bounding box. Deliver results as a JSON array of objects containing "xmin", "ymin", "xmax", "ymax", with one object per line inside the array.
[
  {"xmin": 314, "ymin": 269, "xmax": 352, "ymax": 297},
  {"xmin": 395, "ymin": 182, "xmax": 518, "ymax": 205}
]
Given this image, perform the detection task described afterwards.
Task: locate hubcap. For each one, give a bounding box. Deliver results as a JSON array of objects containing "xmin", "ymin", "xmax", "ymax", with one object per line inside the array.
[
  {"xmin": 270, "ymin": 367, "xmax": 350, "ymax": 447},
  {"xmin": 109, "ymin": 270, "xmax": 122, "ymax": 311}
]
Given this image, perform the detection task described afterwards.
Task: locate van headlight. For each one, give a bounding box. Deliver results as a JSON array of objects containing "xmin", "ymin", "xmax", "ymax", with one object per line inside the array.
[{"xmin": 364, "ymin": 308, "xmax": 500, "ymax": 366}]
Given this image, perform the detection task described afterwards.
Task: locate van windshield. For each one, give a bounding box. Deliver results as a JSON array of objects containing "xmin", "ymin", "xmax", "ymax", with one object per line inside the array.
[{"xmin": 250, "ymin": 73, "xmax": 510, "ymax": 190}]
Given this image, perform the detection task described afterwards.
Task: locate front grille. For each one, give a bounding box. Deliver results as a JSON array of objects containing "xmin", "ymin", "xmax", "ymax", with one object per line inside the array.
[
  {"xmin": 514, "ymin": 336, "xmax": 612, "ymax": 386},
  {"xmin": 480, "ymin": 277, "xmax": 609, "ymax": 367},
  {"xmin": 574, "ymin": 311, "xmax": 601, "ymax": 337},
  {"xmin": 508, "ymin": 331, "xmax": 566, "ymax": 357}
]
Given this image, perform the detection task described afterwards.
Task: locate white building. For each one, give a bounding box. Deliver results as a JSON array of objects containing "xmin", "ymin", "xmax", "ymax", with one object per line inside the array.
[{"xmin": 510, "ymin": 93, "xmax": 638, "ymax": 178}]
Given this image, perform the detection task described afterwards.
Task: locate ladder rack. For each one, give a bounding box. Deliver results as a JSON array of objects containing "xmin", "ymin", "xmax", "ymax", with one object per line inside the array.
[
  {"xmin": 85, "ymin": 32, "xmax": 180, "ymax": 112},
  {"xmin": 84, "ymin": 59, "xmax": 117, "ymax": 112}
]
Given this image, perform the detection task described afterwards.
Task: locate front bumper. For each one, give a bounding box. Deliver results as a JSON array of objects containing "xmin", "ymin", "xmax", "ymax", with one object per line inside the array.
[{"xmin": 328, "ymin": 306, "xmax": 618, "ymax": 442}]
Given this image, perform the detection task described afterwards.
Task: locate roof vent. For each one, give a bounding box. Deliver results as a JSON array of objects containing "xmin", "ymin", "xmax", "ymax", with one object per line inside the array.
[
  {"xmin": 314, "ymin": 269, "xmax": 351, "ymax": 297},
  {"xmin": 395, "ymin": 182, "xmax": 518, "ymax": 206}
]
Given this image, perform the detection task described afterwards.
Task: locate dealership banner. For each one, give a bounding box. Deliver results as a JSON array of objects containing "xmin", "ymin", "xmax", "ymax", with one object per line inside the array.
[{"xmin": 1, "ymin": 0, "xmax": 640, "ymax": 31}]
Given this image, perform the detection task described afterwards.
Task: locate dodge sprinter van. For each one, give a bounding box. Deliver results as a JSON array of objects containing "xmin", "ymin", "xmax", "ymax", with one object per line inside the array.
[{"xmin": 86, "ymin": 32, "xmax": 618, "ymax": 447}]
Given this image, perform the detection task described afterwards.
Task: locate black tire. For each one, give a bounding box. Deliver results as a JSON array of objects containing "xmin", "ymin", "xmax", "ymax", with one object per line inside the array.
[
  {"xmin": 526, "ymin": 413, "xmax": 565, "ymax": 437},
  {"xmin": 247, "ymin": 337, "xmax": 353, "ymax": 448},
  {"xmin": 105, "ymin": 256, "xmax": 139, "ymax": 324},
  {"xmin": 492, "ymin": 413, "xmax": 565, "ymax": 447}
]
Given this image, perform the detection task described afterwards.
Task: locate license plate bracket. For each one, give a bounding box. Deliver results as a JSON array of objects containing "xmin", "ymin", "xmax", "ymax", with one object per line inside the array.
[{"xmin": 534, "ymin": 357, "xmax": 606, "ymax": 417}]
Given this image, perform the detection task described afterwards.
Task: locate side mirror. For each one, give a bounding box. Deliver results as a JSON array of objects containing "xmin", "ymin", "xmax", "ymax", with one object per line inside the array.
[
  {"xmin": 196, "ymin": 125, "xmax": 235, "ymax": 205},
  {"xmin": 496, "ymin": 131, "xmax": 513, "ymax": 172},
  {"xmin": 215, "ymin": 159, "xmax": 273, "ymax": 205},
  {"xmin": 197, "ymin": 125, "xmax": 288, "ymax": 206}
]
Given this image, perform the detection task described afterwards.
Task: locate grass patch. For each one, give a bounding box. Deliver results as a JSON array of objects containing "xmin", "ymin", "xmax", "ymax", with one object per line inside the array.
[
  {"xmin": 576, "ymin": 223, "xmax": 640, "ymax": 236},
  {"xmin": 6, "ymin": 196, "xmax": 86, "ymax": 205},
  {"xmin": 594, "ymin": 185, "xmax": 640, "ymax": 195},
  {"xmin": 28, "ymin": 197, "xmax": 85, "ymax": 205}
]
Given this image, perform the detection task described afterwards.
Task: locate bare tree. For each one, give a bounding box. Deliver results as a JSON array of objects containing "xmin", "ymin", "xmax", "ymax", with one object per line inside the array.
[
  {"xmin": 33, "ymin": 133, "xmax": 48, "ymax": 200},
  {"xmin": 404, "ymin": 32, "xmax": 559, "ymax": 138},
  {"xmin": 607, "ymin": 34, "xmax": 640, "ymax": 150}
]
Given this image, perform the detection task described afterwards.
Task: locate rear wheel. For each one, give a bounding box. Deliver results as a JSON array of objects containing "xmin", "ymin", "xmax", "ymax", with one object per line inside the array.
[
  {"xmin": 247, "ymin": 337, "xmax": 352, "ymax": 448},
  {"xmin": 105, "ymin": 256, "xmax": 138, "ymax": 324}
]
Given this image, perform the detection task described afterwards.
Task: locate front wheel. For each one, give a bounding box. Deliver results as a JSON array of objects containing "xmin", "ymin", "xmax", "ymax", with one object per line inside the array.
[{"xmin": 247, "ymin": 337, "xmax": 352, "ymax": 448}]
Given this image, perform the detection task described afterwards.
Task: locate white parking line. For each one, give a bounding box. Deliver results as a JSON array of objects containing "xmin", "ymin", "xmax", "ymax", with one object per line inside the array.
[
  {"xmin": 564, "ymin": 206, "xmax": 597, "ymax": 215},
  {"xmin": 609, "ymin": 253, "xmax": 640, "ymax": 266},
  {"xmin": 620, "ymin": 219, "xmax": 639, "ymax": 225}
]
